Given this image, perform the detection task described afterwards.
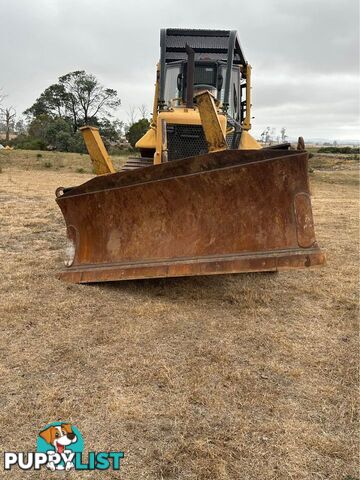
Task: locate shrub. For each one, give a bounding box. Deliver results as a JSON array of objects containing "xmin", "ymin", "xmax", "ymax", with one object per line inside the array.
[
  {"xmin": 54, "ymin": 130, "xmax": 73, "ymax": 152},
  {"xmin": 318, "ymin": 146, "xmax": 359, "ymax": 154},
  {"xmin": 12, "ymin": 136, "xmax": 46, "ymax": 150},
  {"xmin": 70, "ymin": 131, "xmax": 87, "ymax": 154},
  {"xmin": 43, "ymin": 161, "xmax": 52, "ymax": 168},
  {"xmin": 126, "ymin": 118, "xmax": 150, "ymax": 148},
  {"xmin": 109, "ymin": 146, "xmax": 133, "ymax": 156}
]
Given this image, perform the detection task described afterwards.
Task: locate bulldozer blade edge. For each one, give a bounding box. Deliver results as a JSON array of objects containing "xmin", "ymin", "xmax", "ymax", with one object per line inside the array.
[{"xmin": 56, "ymin": 149, "xmax": 325, "ymax": 284}]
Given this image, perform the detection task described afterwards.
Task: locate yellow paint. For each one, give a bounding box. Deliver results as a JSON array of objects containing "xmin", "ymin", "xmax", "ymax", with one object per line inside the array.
[
  {"xmin": 80, "ymin": 126, "xmax": 115, "ymax": 175},
  {"xmin": 243, "ymin": 64, "xmax": 252, "ymax": 131},
  {"xmin": 135, "ymin": 60, "xmax": 260, "ymax": 163},
  {"xmin": 239, "ymin": 130, "xmax": 261, "ymax": 150},
  {"xmin": 154, "ymin": 107, "xmax": 227, "ymax": 164},
  {"xmin": 135, "ymin": 127, "xmax": 156, "ymax": 150},
  {"xmin": 151, "ymin": 64, "xmax": 160, "ymax": 126},
  {"xmin": 195, "ymin": 91, "xmax": 227, "ymax": 152}
]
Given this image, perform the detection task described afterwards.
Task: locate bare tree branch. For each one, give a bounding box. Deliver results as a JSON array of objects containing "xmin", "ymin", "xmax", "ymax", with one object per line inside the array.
[
  {"xmin": 0, "ymin": 106, "xmax": 16, "ymax": 142},
  {"xmin": 138, "ymin": 104, "xmax": 148, "ymax": 119},
  {"xmin": 126, "ymin": 105, "xmax": 137, "ymax": 126}
]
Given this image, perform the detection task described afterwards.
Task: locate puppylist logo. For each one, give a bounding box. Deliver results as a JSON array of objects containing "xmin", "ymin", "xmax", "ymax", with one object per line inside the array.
[{"xmin": 4, "ymin": 422, "xmax": 124, "ymax": 472}]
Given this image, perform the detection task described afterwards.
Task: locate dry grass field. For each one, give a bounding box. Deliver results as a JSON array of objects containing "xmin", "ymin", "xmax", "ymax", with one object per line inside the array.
[{"xmin": 0, "ymin": 149, "xmax": 358, "ymax": 479}]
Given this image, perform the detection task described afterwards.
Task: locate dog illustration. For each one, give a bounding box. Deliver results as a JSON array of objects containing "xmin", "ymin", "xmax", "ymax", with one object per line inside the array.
[{"xmin": 39, "ymin": 423, "xmax": 77, "ymax": 471}]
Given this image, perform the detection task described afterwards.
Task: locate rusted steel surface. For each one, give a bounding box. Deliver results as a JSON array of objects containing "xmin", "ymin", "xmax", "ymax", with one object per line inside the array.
[{"xmin": 56, "ymin": 149, "xmax": 325, "ymax": 283}]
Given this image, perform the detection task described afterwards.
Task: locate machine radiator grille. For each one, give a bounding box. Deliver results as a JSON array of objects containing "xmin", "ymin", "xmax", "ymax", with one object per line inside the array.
[
  {"xmin": 226, "ymin": 130, "xmax": 241, "ymax": 149},
  {"xmin": 226, "ymin": 132, "xmax": 234, "ymax": 149},
  {"xmin": 166, "ymin": 124, "xmax": 240, "ymax": 161},
  {"xmin": 166, "ymin": 124, "xmax": 208, "ymax": 160}
]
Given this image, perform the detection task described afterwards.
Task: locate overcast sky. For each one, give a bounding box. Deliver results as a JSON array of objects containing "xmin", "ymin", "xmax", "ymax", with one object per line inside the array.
[{"xmin": 1, "ymin": 0, "xmax": 359, "ymax": 141}]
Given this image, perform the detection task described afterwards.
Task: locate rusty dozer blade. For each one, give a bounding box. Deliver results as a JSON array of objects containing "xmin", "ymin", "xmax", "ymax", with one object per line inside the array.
[{"xmin": 55, "ymin": 149, "xmax": 325, "ymax": 283}]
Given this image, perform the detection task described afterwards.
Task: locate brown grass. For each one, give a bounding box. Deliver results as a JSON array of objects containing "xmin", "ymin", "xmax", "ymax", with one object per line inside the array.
[
  {"xmin": 0, "ymin": 150, "xmax": 358, "ymax": 479},
  {"xmin": 0, "ymin": 148, "xmax": 129, "ymax": 173}
]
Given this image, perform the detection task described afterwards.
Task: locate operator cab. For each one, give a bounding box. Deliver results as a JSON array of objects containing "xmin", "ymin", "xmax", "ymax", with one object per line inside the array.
[
  {"xmin": 163, "ymin": 60, "xmax": 241, "ymax": 123},
  {"xmin": 159, "ymin": 29, "xmax": 247, "ymax": 127},
  {"xmin": 157, "ymin": 29, "xmax": 250, "ymax": 158}
]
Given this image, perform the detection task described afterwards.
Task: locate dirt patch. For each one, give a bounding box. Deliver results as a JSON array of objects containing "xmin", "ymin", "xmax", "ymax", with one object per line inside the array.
[{"xmin": 0, "ymin": 152, "xmax": 358, "ymax": 479}]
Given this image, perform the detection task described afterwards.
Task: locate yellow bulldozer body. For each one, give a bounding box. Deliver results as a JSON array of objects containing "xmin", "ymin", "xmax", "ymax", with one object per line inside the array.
[
  {"xmin": 135, "ymin": 62, "xmax": 261, "ymax": 164},
  {"xmin": 55, "ymin": 28, "xmax": 325, "ymax": 284}
]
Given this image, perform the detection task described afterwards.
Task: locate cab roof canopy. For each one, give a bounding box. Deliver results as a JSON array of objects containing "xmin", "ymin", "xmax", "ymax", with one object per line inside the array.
[{"xmin": 160, "ymin": 28, "xmax": 246, "ymax": 65}]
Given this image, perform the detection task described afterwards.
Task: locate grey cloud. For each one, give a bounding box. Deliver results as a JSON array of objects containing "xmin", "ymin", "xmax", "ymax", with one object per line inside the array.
[{"xmin": 0, "ymin": 0, "xmax": 358, "ymax": 140}]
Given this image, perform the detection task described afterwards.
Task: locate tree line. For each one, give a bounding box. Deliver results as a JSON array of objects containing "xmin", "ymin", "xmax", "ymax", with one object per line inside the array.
[{"xmin": 0, "ymin": 71, "xmax": 150, "ymax": 152}]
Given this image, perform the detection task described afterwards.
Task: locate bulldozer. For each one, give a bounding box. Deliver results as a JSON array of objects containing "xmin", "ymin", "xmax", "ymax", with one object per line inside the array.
[{"xmin": 55, "ymin": 28, "xmax": 325, "ymax": 283}]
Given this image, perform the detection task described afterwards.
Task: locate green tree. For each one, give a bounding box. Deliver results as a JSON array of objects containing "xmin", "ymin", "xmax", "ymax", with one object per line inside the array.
[
  {"xmin": 25, "ymin": 71, "xmax": 121, "ymax": 132},
  {"xmin": 18, "ymin": 115, "xmax": 83, "ymax": 152},
  {"xmin": 59, "ymin": 71, "xmax": 120, "ymax": 126},
  {"xmin": 20, "ymin": 71, "xmax": 122, "ymax": 152},
  {"xmin": 43, "ymin": 117, "xmax": 76, "ymax": 151},
  {"xmin": 25, "ymin": 84, "xmax": 68, "ymax": 119},
  {"xmin": 126, "ymin": 118, "xmax": 150, "ymax": 148},
  {"xmin": 27, "ymin": 114, "xmax": 53, "ymax": 141},
  {"xmin": 99, "ymin": 118, "xmax": 124, "ymax": 142}
]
